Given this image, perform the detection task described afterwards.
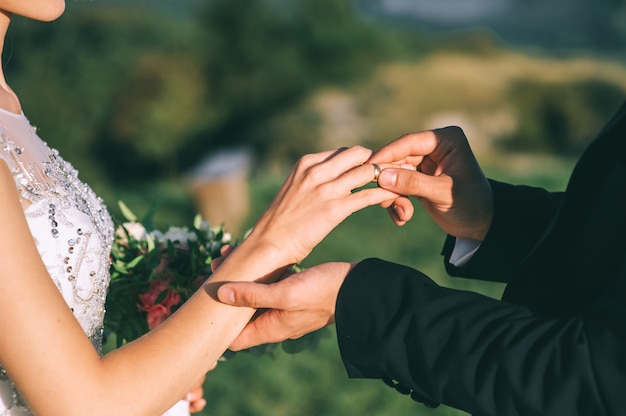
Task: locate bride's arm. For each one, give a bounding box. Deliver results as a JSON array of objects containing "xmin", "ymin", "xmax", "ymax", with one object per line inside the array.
[{"xmin": 0, "ymin": 146, "xmax": 397, "ymax": 416}]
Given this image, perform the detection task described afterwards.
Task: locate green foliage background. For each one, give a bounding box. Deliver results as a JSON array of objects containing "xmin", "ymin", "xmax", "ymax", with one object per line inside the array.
[{"xmin": 3, "ymin": 0, "xmax": 626, "ymax": 414}]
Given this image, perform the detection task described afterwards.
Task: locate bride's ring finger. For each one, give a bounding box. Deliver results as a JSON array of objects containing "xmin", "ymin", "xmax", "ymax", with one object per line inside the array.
[{"xmin": 371, "ymin": 163, "xmax": 381, "ymax": 183}]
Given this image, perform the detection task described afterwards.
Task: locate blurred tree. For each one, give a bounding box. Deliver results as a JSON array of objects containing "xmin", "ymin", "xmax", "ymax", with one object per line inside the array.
[
  {"xmin": 181, "ymin": 0, "xmax": 397, "ymax": 167},
  {"xmin": 5, "ymin": 9, "xmax": 205, "ymax": 184},
  {"xmin": 3, "ymin": 0, "xmax": 408, "ymax": 185},
  {"xmin": 498, "ymin": 79, "xmax": 626, "ymax": 156},
  {"xmin": 102, "ymin": 52, "xmax": 208, "ymax": 179}
]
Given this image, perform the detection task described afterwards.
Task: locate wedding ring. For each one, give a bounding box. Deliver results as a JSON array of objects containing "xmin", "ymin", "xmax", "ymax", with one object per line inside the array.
[{"xmin": 371, "ymin": 163, "xmax": 381, "ymax": 183}]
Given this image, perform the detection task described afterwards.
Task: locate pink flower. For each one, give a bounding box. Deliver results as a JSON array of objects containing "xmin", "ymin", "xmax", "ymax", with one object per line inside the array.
[
  {"xmin": 138, "ymin": 280, "xmax": 181, "ymax": 329},
  {"xmin": 142, "ymin": 304, "xmax": 170, "ymax": 330}
]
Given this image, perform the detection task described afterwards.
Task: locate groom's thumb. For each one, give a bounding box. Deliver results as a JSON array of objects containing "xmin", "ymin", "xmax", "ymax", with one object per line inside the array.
[
  {"xmin": 217, "ymin": 286, "xmax": 237, "ymax": 305},
  {"xmin": 378, "ymin": 167, "xmax": 452, "ymax": 206},
  {"xmin": 217, "ymin": 282, "xmax": 269, "ymax": 309}
]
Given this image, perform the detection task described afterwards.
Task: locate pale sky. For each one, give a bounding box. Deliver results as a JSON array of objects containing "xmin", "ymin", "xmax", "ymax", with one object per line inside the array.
[{"xmin": 380, "ymin": 0, "xmax": 511, "ymax": 23}]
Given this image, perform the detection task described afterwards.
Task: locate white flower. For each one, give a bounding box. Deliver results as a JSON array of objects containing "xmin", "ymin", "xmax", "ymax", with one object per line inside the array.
[
  {"xmin": 150, "ymin": 230, "xmax": 164, "ymax": 241},
  {"xmin": 115, "ymin": 222, "xmax": 148, "ymax": 244},
  {"xmin": 125, "ymin": 222, "xmax": 148, "ymax": 240},
  {"xmin": 186, "ymin": 231, "xmax": 198, "ymax": 242},
  {"xmin": 161, "ymin": 226, "xmax": 190, "ymax": 244},
  {"xmin": 195, "ymin": 218, "xmax": 211, "ymax": 232}
]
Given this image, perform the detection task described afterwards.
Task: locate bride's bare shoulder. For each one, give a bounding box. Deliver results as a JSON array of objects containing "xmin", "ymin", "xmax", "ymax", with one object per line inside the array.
[{"xmin": 0, "ymin": 159, "xmax": 23, "ymax": 210}]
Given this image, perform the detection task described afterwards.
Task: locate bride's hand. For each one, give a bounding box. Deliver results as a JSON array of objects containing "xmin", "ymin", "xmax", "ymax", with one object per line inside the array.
[
  {"xmin": 186, "ymin": 373, "xmax": 209, "ymax": 413},
  {"xmin": 244, "ymin": 146, "xmax": 398, "ymax": 265},
  {"xmin": 210, "ymin": 245, "xmax": 234, "ymax": 272}
]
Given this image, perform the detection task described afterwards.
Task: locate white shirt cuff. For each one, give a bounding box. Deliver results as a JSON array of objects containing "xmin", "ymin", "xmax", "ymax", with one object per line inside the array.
[{"xmin": 449, "ymin": 238, "xmax": 481, "ymax": 267}]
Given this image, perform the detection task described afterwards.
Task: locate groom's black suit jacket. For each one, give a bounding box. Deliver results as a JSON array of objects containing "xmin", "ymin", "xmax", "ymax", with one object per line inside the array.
[{"xmin": 335, "ymin": 102, "xmax": 626, "ymax": 416}]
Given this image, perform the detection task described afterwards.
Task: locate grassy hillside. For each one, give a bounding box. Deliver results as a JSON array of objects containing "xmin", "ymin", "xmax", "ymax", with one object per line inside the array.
[{"xmin": 291, "ymin": 48, "xmax": 626, "ymax": 160}]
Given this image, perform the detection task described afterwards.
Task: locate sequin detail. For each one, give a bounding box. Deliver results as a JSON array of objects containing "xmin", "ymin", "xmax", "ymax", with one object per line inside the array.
[{"xmin": 0, "ymin": 113, "xmax": 113, "ymax": 415}]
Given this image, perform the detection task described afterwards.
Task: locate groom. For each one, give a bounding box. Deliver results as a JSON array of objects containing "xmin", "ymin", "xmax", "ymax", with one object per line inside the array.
[{"xmin": 218, "ymin": 101, "xmax": 626, "ymax": 416}]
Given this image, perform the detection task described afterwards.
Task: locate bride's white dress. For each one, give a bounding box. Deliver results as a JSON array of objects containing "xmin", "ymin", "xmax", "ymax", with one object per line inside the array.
[
  {"xmin": 0, "ymin": 110, "xmax": 191, "ymax": 416},
  {"xmin": 0, "ymin": 109, "xmax": 113, "ymax": 415}
]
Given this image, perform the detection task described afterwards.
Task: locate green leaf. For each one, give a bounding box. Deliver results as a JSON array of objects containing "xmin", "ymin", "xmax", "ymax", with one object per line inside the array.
[
  {"xmin": 126, "ymin": 255, "xmax": 145, "ymax": 269},
  {"xmin": 111, "ymin": 262, "xmax": 129, "ymax": 274},
  {"xmin": 146, "ymin": 233, "xmax": 156, "ymax": 252},
  {"xmin": 193, "ymin": 213, "xmax": 203, "ymax": 229},
  {"xmin": 140, "ymin": 203, "xmax": 161, "ymax": 231},
  {"xmin": 117, "ymin": 200, "xmax": 137, "ymax": 222}
]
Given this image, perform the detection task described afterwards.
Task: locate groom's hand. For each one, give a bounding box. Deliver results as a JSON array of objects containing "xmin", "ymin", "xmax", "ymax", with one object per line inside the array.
[
  {"xmin": 370, "ymin": 126, "xmax": 493, "ymax": 241},
  {"xmin": 217, "ymin": 262, "xmax": 353, "ymax": 351}
]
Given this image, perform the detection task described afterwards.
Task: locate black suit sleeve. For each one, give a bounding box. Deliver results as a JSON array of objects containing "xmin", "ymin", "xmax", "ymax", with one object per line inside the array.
[
  {"xmin": 336, "ymin": 258, "xmax": 620, "ymax": 416},
  {"xmin": 443, "ymin": 180, "xmax": 563, "ymax": 283}
]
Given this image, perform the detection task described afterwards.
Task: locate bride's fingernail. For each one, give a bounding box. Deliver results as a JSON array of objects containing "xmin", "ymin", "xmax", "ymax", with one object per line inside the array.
[{"xmin": 378, "ymin": 170, "xmax": 397, "ymax": 187}]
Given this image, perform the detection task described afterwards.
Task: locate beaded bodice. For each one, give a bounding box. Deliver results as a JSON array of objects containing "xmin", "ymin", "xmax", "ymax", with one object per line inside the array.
[{"xmin": 0, "ymin": 110, "xmax": 114, "ymax": 414}]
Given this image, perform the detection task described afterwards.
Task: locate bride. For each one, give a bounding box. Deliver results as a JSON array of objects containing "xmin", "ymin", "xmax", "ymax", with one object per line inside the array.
[{"xmin": 0, "ymin": 1, "xmax": 398, "ymax": 415}]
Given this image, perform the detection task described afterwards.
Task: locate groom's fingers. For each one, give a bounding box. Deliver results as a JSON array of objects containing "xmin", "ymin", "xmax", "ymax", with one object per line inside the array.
[
  {"xmin": 218, "ymin": 281, "xmax": 315, "ymax": 350},
  {"xmin": 218, "ymin": 282, "xmax": 285, "ymax": 309},
  {"xmin": 217, "ymin": 282, "xmax": 293, "ymax": 350},
  {"xmin": 369, "ymin": 130, "xmax": 439, "ymax": 166},
  {"xmin": 378, "ymin": 167, "xmax": 453, "ymax": 207},
  {"xmin": 228, "ymin": 310, "xmax": 293, "ymax": 351}
]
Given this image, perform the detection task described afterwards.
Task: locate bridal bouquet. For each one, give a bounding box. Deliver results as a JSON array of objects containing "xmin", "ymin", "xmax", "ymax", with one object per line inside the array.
[
  {"xmin": 104, "ymin": 201, "xmax": 327, "ymax": 357},
  {"xmin": 105, "ymin": 201, "xmax": 328, "ymax": 415}
]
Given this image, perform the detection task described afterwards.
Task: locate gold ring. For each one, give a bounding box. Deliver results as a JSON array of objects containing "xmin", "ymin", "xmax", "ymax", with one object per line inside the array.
[{"xmin": 371, "ymin": 163, "xmax": 381, "ymax": 183}]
